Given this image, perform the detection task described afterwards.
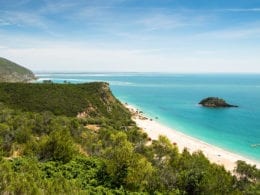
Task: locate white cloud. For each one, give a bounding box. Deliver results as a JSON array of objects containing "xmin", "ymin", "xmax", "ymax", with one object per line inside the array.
[
  {"xmin": 134, "ymin": 11, "xmax": 210, "ymax": 32},
  {"xmin": 1, "ymin": 43, "xmax": 259, "ymax": 73},
  {"xmin": 136, "ymin": 15, "xmax": 185, "ymax": 32},
  {"xmin": 221, "ymin": 8, "xmax": 260, "ymax": 12},
  {"xmin": 0, "ymin": 45, "xmax": 7, "ymax": 49},
  {"xmin": 0, "ymin": 11, "xmax": 48, "ymax": 29},
  {"xmin": 0, "ymin": 19, "xmax": 11, "ymax": 26},
  {"xmin": 3, "ymin": 45, "xmax": 172, "ymax": 72},
  {"xmin": 40, "ymin": 0, "xmax": 79, "ymax": 14},
  {"xmin": 196, "ymin": 26, "xmax": 260, "ymax": 39}
]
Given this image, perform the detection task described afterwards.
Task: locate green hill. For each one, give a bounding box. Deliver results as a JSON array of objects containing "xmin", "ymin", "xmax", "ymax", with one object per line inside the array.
[
  {"xmin": 0, "ymin": 82, "xmax": 131, "ymax": 120},
  {"xmin": 0, "ymin": 57, "xmax": 35, "ymax": 82}
]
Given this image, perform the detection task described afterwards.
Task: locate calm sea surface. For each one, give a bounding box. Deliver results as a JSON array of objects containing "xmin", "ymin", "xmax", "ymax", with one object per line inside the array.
[{"xmin": 36, "ymin": 73, "xmax": 260, "ymax": 161}]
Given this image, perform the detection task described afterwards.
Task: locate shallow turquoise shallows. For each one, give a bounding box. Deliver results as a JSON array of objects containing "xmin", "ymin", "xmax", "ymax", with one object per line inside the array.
[{"xmin": 36, "ymin": 73, "xmax": 260, "ymax": 161}]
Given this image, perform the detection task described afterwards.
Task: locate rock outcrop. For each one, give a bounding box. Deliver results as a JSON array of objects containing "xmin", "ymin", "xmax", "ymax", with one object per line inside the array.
[{"xmin": 199, "ymin": 97, "xmax": 238, "ymax": 108}]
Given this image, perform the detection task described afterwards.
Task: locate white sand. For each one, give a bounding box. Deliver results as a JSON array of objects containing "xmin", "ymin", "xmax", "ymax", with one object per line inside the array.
[{"xmin": 125, "ymin": 104, "xmax": 260, "ymax": 172}]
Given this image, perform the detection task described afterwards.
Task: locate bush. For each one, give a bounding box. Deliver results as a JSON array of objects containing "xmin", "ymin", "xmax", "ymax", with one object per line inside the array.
[{"xmin": 39, "ymin": 129, "xmax": 77, "ymax": 163}]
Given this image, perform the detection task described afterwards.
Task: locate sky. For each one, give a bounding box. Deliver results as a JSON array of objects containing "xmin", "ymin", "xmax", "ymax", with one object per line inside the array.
[{"xmin": 0, "ymin": 0, "xmax": 260, "ymax": 72}]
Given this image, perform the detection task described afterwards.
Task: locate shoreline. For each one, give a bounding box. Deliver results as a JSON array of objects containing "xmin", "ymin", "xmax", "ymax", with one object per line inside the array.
[{"xmin": 125, "ymin": 103, "xmax": 260, "ymax": 172}]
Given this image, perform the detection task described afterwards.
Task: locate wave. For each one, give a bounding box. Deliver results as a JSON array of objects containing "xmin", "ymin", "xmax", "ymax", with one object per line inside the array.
[
  {"xmin": 109, "ymin": 81, "xmax": 134, "ymax": 86},
  {"xmin": 35, "ymin": 74, "xmax": 53, "ymax": 77},
  {"xmin": 37, "ymin": 78, "xmax": 52, "ymax": 81}
]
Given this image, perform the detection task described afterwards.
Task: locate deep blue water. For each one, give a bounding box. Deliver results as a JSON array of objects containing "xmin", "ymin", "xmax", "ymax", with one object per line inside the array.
[{"xmin": 36, "ymin": 73, "xmax": 260, "ymax": 161}]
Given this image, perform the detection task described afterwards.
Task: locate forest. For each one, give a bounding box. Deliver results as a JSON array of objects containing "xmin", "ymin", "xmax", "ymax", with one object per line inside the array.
[{"xmin": 0, "ymin": 83, "xmax": 259, "ymax": 194}]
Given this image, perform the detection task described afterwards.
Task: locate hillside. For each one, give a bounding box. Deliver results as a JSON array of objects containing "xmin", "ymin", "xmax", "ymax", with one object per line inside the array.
[
  {"xmin": 0, "ymin": 82, "xmax": 130, "ymax": 119},
  {"xmin": 0, "ymin": 83, "xmax": 259, "ymax": 194},
  {"xmin": 0, "ymin": 57, "xmax": 35, "ymax": 82}
]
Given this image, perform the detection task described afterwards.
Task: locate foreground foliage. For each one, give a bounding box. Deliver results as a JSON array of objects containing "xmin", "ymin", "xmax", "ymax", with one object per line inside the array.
[{"xmin": 0, "ymin": 83, "xmax": 259, "ymax": 194}]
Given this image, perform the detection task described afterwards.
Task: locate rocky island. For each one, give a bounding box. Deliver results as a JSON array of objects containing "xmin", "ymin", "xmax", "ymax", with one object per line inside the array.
[
  {"xmin": 199, "ymin": 97, "xmax": 238, "ymax": 108},
  {"xmin": 0, "ymin": 57, "xmax": 36, "ymax": 82}
]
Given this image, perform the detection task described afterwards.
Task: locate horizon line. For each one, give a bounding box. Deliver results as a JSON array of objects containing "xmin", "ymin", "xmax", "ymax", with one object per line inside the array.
[{"xmin": 34, "ymin": 71, "xmax": 260, "ymax": 75}]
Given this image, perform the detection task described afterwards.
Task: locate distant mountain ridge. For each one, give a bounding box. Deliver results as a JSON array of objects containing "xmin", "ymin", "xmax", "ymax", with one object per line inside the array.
[{"xmin": 0, "ymin": 57, "xmax": 35, "ymax": 82}]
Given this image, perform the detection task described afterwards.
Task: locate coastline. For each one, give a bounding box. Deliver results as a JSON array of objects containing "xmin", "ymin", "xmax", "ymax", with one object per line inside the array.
[{"xmin": 125, "ymin": 103, "xmax": 260, "ymax": 172}]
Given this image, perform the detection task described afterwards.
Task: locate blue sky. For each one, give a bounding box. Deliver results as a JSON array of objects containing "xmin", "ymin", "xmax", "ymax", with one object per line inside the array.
[{"xmin": 0, "ymin": 0, "xmax": 260, "ymax": 72}]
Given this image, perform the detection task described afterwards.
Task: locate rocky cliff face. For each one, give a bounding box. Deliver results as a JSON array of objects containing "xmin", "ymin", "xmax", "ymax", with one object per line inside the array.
[{"xmin": 0, "ymin": 57, "xmax": 35, "ymax": 82}]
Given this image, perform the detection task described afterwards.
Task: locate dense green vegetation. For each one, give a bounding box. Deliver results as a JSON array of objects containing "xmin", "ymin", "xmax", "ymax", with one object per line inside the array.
[
  {"xmin": 0, "ymin": 82, "xmax": 131, "ymax": 120},
  {"xmin": 0, "ymin": 57, "xmax": 35, "ymax": 82},
  {"xmin": 0, "ymin": 83, "xmax": 259, "ymax": 194}
]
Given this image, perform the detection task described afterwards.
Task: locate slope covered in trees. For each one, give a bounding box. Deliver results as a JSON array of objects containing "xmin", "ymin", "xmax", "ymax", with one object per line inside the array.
[
  {"xmin": 0, "ymin": 82, "xmax": 131, "ymax": 120},
  {"xmin": 0, "ymin": 83, "xmax": 259, "ymax": 194}
]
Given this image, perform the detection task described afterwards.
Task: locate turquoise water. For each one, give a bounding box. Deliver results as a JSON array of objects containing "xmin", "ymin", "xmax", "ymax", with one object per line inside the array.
[{"xmin": 36, "ymin": 73, "xmax": 260, "ymax": 161}]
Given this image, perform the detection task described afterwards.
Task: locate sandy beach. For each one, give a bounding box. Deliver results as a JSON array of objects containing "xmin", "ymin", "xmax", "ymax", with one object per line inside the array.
[{"xmin": 125, "ymin": 104, "xmax": 260, "ymax": 172}]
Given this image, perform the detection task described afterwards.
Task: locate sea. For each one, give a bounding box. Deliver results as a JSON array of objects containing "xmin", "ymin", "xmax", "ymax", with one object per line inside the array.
[{"xmin": 36, "ymin": 73, "xmax": 260, "ymax": 161}]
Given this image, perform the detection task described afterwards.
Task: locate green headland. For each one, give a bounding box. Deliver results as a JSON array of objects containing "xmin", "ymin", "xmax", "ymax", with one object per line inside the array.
[{"xmin": 0, "ymin": 57, "xmax": 35, "ymax": 82}]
